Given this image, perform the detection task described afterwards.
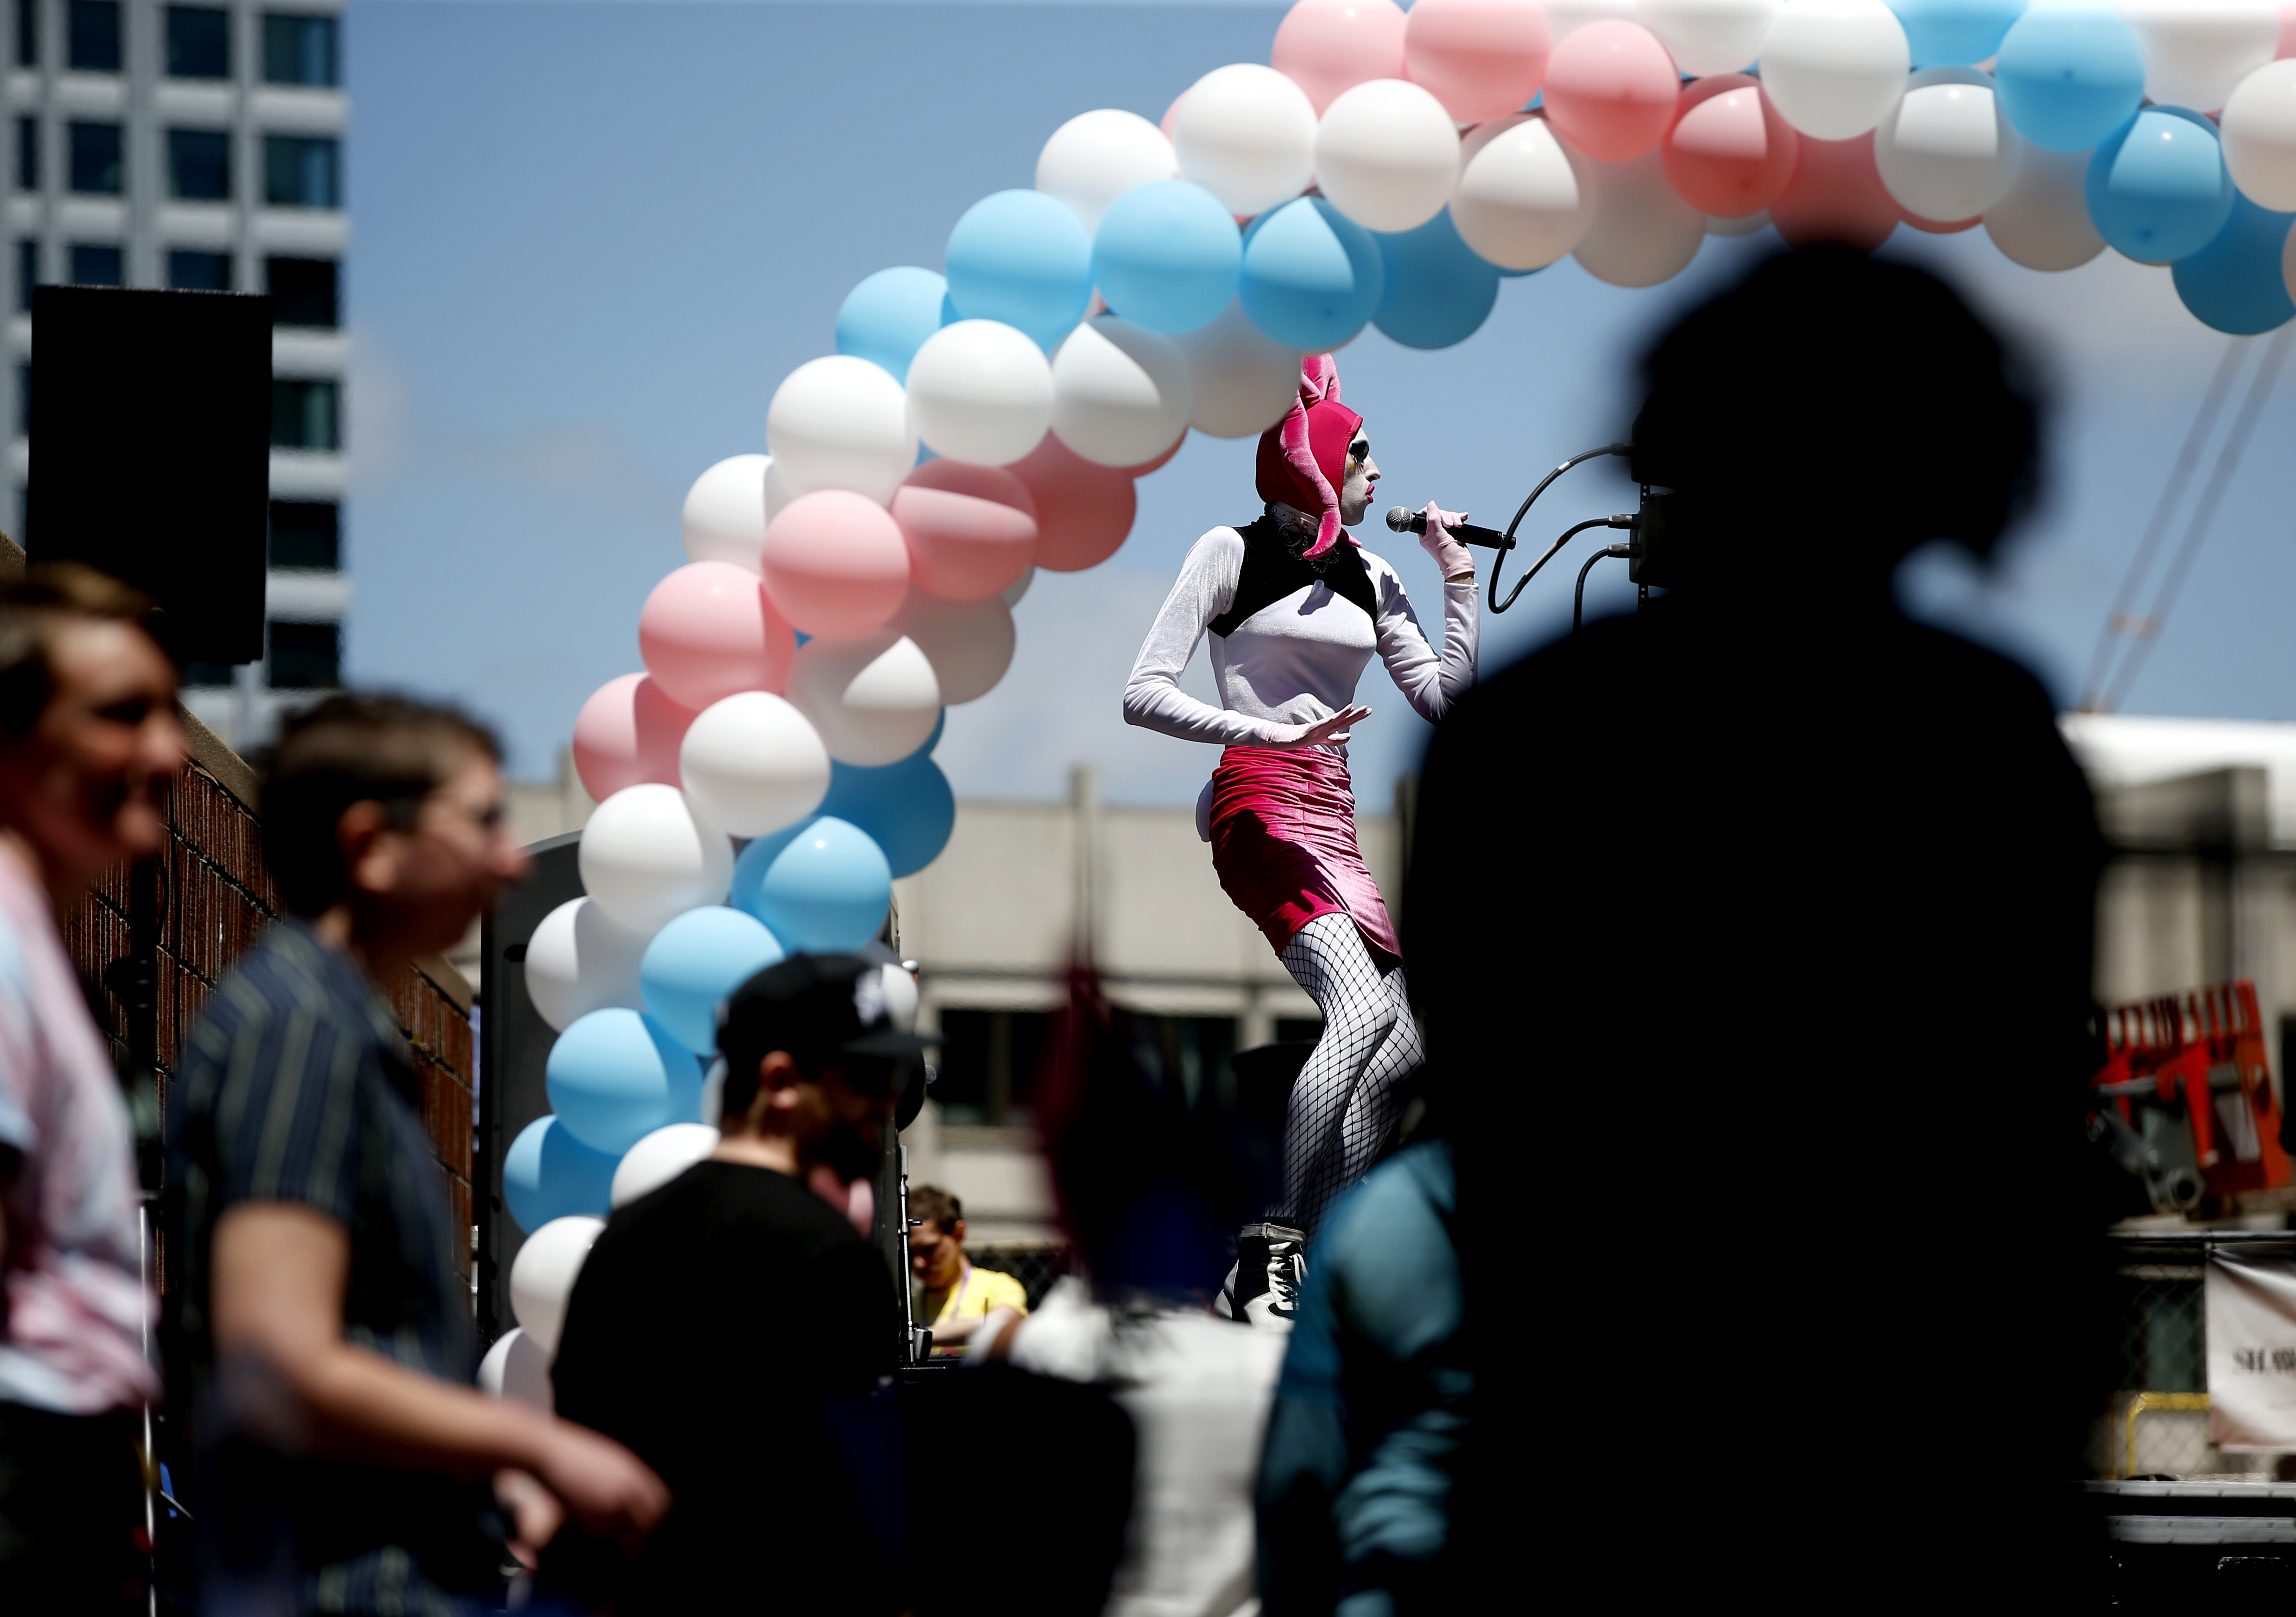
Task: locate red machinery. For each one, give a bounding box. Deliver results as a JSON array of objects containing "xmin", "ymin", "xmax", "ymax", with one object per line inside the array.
[{"xmin": 2090, "ymin": 981, "xmax": 2291, "ymax": 1216}]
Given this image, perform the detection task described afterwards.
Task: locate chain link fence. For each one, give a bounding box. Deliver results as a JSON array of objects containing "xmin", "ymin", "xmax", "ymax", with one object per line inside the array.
[
  {"xmin": 965, "ymin": 1242, "xmax": 1076, "ymax": 1313},
  {"xmin": 2098, "ymin": 1231, "xmax": 2296, "ymax": 1481}
]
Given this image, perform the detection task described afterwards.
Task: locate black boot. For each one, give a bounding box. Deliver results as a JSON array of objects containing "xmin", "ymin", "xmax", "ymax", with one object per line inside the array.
[{"xmin": 1219, "ymin": 1221, "xmax": 1306, "ymax": 1329}]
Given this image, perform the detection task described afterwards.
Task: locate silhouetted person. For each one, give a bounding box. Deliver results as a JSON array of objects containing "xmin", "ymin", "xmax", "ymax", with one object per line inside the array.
[{"xmin": 1406, "ymin": 248, "xmax": 2114, "ymax": 1605}]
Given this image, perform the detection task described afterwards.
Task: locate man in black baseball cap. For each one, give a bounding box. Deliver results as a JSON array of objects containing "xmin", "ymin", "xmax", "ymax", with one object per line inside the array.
[{"xmin": 542, "ymin": 954, "xmax": 928, "ymax": 1615}]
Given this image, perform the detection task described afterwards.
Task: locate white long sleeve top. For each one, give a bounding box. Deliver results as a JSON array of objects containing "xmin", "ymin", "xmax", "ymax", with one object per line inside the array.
[{"xmin": 1122, "ymin": 524, "xmax": 1481, "ymax": 761}]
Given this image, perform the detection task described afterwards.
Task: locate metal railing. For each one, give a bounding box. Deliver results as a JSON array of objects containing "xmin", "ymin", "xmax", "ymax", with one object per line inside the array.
[{"xmin": 2101, "ymin": 1231, "xmax": 2296, "ymax": 1479}]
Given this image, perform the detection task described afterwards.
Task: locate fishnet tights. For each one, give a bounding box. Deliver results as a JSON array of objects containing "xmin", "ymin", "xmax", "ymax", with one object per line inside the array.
[{"xmin": 1276, "ymin": 911, "xmax": 1422, "ymax": 1233}]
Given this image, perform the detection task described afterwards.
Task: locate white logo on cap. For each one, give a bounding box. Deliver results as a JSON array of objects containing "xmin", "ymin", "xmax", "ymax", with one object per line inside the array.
[{"xmin": 852, "ymin": 967, "xmax": 887, "ymax": 1027}]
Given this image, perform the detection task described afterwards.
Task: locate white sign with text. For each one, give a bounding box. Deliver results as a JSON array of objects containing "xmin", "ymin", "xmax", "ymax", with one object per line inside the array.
[{"xmin": 2207, "ymin": 1244, "xmax": 2296, "ymax": 1451}]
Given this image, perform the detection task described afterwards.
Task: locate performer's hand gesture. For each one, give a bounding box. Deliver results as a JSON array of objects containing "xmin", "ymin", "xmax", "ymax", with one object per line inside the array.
[
  {"xmin": 1417, "ymin": 503, "xmax": 1476, "ymax": 581},
  {"xmin": 1261, "ymin": 704, "xmax": 1372, "ymax": 749}
]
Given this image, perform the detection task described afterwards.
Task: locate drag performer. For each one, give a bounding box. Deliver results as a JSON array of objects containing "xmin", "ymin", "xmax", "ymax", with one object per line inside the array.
[{"xmin": 1121, "ymin": 355, "xmax": 1477, "ymax": 1322}]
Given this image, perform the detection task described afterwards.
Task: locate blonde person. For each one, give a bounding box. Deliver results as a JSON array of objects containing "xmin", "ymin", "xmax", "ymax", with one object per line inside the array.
[{"xmin": 907, "ymin": 1186, "xmax": 1026, "ymax": 1356}]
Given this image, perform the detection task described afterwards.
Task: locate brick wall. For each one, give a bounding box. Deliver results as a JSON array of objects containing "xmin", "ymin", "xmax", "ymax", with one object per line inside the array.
[{"xmin": 61, "ymin": 722, "xmax": 478, "ymax": 1282}]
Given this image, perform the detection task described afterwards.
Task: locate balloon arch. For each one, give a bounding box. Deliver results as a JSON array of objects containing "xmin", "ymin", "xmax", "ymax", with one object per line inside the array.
[{"xmin": 482, "ymin": 0, "xmax": 2296, "ymax": 1378}]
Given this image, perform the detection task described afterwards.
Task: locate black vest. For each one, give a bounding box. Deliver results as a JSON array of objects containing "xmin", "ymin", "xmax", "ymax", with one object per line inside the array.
[{"xmin": 1207, "ymin": 516, "xmax": 1377, "ymax": 639}]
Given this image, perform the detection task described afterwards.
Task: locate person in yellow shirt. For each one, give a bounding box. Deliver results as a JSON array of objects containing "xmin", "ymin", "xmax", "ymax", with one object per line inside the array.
[{"xmin": 907, "ymin": 1185, "xmax": 1027, "ymax": 1357}]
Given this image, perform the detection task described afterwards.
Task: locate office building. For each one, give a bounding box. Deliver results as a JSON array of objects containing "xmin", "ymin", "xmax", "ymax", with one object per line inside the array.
[{"xmin": 5, "ymin": 0, "xmax": 346, "ymax": 746}]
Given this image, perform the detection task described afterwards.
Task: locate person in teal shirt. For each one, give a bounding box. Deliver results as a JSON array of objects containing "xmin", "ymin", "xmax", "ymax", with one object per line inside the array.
[{"xmin": 1257, "ymin": 1138, "xmax": 1466, "ymax": 1616}]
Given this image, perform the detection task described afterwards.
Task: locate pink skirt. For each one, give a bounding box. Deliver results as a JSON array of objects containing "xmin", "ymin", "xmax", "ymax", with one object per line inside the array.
[{"xmin": 1209, "ymin": 745, "xmax": 1402, "ymax": 966}]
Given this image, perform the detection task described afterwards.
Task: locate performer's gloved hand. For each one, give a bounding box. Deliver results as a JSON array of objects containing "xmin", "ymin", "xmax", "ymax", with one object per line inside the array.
[
  {"xmin": 1418, "ymin": 502, "xmax": 1476, "ymax": 582},
  {"xmin": 1261, "ymin": 704, "xmax": 1371, "ymax": 749}
]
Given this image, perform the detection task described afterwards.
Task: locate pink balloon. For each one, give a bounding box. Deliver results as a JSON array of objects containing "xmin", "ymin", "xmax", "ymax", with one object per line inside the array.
[
  {"xmin": 1010, "ymin": 433, "xmax": 1139, "ymax": 573},
  {"xmin": 892, "ymin": 460, "xmax": 1039, "ymax": 603},
  {"xmin": 760, "ymin": 489, "xmax": 912, "ymax": 639},
  {"xmin": 1541, "ymin": 21, "xmax": 1680, "ymax": 163},
  {"xmin": 1272, "ymin": 0, "xmax": 1409, "ymax": 115},
  {"xmin": 2281, "ymin": 2, "xmax": 2296, "ymax": 57},
  {"xmin": 1162, "ymin": 93, "xmax": 1184, "ymax": 141},
  {"xmin": 1404, "ymin": 0, "xmax": 1552, "ymax": 124},
  {"xmin": 572, "ymin": 673, "xmax": 698, "ymax": 802},
  {"xmin": 1770, "ymin": 133, "xmax": 1899, "ymax": 253},
  {"xmin": 1662, "ymin": 75, "xmax": 1799, "ymax": 218},
  {"xmin": 637, "ymin": 562, "xmax": 797, "ymax": 711},
  {"xmin": 1898, "ymin": 208, "xmax": 1979, "ymax": 235}
]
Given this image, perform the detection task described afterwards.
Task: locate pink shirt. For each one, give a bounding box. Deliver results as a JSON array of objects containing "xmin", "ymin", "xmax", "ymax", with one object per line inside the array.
[{"xmin": 0, "ymin": 841, "xmax": 156, "ymax": 1413}]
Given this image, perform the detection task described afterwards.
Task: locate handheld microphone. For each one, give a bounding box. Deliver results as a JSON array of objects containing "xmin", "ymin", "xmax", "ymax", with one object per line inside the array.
[{"xmin": 1385, "ymin": 506, "xmax": 1516, "ymax": 553}]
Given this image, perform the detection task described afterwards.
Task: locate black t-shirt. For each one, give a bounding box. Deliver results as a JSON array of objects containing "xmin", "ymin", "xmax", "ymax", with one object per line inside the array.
[{"xmin": 542, "ymin": 1159, "xmax": 899, "ymax": 1615}]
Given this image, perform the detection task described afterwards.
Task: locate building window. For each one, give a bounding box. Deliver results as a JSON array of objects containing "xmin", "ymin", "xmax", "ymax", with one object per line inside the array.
[
  {"xmin": 168, "ymin": 248, "xmax": 230, "ymax": 290},
  {"xmin": 263, "ymin": 135, "xmax": 337, "ymax": 209},
  {"xmin": 15, "ymin": 363, "xmax": 27, "ymax": 435},
  {"xmin": 270, "ymin": 499, "xmax": 337, "ymax": 569},
  {"xmin": 1274, "ymin": 1017, "xmax": 1323, "ymax": 1042},
  {"xmin": 167, "ymin": 128, "xmax": 230, "ymax": 200},
  {"xmin": 15, "ymin": 240, "xmax": 35, "ymax": 312},
  {"xmin": 271, "ymin": 378, "xmax": 338, "ymax": 451},
  {"xmin": 262, "ymin": 12, "xmax": 335, "ymax": 87},
  {"xmin": 66, "ymin": 121, "xmax": 121, "ymax": 194},
  {"xmin": 14, "ymin": 0, "xmax": 35, "ymax": 68},
  {"xmin": 15, "ymin": 117, "xmax": 36, "ymax": 192},
  {"xmin": 181, "ymin": 660, "xmax": 234, "ymax": 687},
  {"xmin": 265, "ymin": 255, "xmax": 334, "ymax": 326},
  {"xmin": 267, "ymin": 619, "xmax": 337, "ymax": 688},
  {"xmin": 933, "ymin": 1009, "xmax": 1048, "ymax": 1127},
  {"xmin": 67, "ymin": 242, "xmax": 120, "ymax": 285},
  {"xmin": 164, "ymin": 5, "xmax": 228, "ymax": 78},
  {"xmin": 66, "ymin": 0, "xmax": 118, "ymax": 72}
]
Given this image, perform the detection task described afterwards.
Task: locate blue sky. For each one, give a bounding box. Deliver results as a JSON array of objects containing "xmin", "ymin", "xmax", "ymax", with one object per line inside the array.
[{"xmin": 344, "ymin": 0, "xmax": 2296, "ymax": 810}]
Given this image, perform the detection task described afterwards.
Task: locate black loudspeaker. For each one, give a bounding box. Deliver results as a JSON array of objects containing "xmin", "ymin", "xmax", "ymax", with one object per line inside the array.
[{"xmin": 26, "ymin": 285, "xmax": 272, "ymax": 665}]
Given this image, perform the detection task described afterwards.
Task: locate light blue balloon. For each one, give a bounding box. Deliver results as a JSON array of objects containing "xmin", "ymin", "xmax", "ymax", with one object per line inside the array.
[
  {"xmin": 1995, "ymin": 6, "xmax": 2146, "ymax": 153},
  {"xmin": 1887, "ymin": 0, "xmax": 2025, "ymax": 67},
  {"xmin": 835, "ymin": 266, "xmax": 951, "ymax": 384},
  {"xmin": 2173, "ymin": 195, "xmax": 2296, "ymax": 335},
  {"xmin": 1372, "ymin": 211, "xmax": 1500, "ymax": 351},
  {"xmin": 2086, "ymin": 108, "xmax": 2238, "ymax": 265},
  {"xmin": 639, "ymin": 905, "xmax": 786, "ymax": 1055},
  {"xmin": 545, "ymin": 1007, "xmax": 704, "ymax": 1155},
  {"xmin": 731, "ymin": 815, "xmax": 893, "ymax": 952},
  {"xmin": 819, "ymin": 754, "xmax": 956, "ymax": 879},
  {"xmin": 1092, "ymin": 181, "xmax": 1242, "ymax": 335},
  {"xmin": 944, "ymin": 189, "xmax": 1095, "ymax": 354},
  {"xmin": 1239, "ymin": 197, "xmax": 1386, "ymax": 353},
  {"xmin": 502, "ymin": 1114, "xmax": 617, "ymax": 1235}
]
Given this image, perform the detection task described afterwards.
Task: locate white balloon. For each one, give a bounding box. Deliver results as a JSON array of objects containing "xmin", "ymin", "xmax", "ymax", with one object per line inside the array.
[
  {"xmin": 1574, "ymin": 150, "xmax": 1706, "ymax": 287},
  {"xmin": 578, "ymin": 784, "xmax": 734, "ymax": 933},
  {"xmin": 681, "ymin": 454, "xmax": 771, "ymax": 572},
  {"xmin": 1982, "ymin": 142, "xmax": 2106, "ymax": 271},
  {"xmin": 880, "ymin": 962, "xmax": 919, "ymax": 1031},
  {"xmin": 509, "ymin": 1215, "xmax": 605, "ymax": 1355},
  {"xmin": 785, "ymin": 632, "xmax": 943, "ymax": 765},
  {"xmin": 999, "ymin": 566, "xmax": 1035, "ymax": 609},
  {"xmin": 1707, "ymin": 208, "xmax": 1773, "ymax": 236},
  {"xmin": 1451, "ymin": 115, "xmax": 1601, "ymax": 270},
  {"xmin": 610, "ymin": 1122, "xmax": 721, "ymax": 1208},
  {"xmin": 478, "ymin": 1327, "xmax": 555, "ymax": 1410},
  {"xmin": 1874, "ymin": 68, "xmax": 2025, "ymax": 223},
  {"xmin": 677, "ymin": 691, "xmax": 831, "ymax": 838},
  {"xmin": 1173, "ymin": 62, "xmax": 1320, "ymax": 217},
  {"xmin": 1545, "ymin": 0, "xmax": 1639, "ymax": 43},
  {"xmin": 1314, "ymin": 79, "xmax": 1463, "ymax": 233},
  {"xmin": 765, "ymin": 355, "xmax": 918, "ymax": 508},
  {"xmin": 1050, "ymin": 318, "xmax": 1193, "ymax": 468},
  {"xmin": 2223, "ymin": 58, "xmax": 2296, "ymax": 211},
  {"xmin": 1173, "ymin": 298, "xmax": 1303, "ymax": 438},
  {"xmin": 1759, "ymin": 0, "xmax": 1913, "ymax": 141},
  {"xmin": 524, "ymin": 897, "xmax": 650, "ymax": 1033},
  {"xmin": 1640, "ymin": 0, "xmax": 1778, "ymax": 75},
  {"xmin": 892, "ymin": 588, "xmax": 1016, "ymax": 705},
  {"xmin": 2125, "ymin": 0, "xmax": 2278, "ymax": 113},
  {"xmin": 1038, "ymin": 108, "xmax": 1182, "ymax": 232},
  {"xmin": 905, "ymin": 320, "xmax": 1056, "ymax": 467}
]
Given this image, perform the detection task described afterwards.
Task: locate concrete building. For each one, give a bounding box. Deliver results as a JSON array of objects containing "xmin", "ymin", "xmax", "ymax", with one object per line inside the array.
[{"xmin": 5, "ymin": 0, "xmax": 348, "ymax": 747}]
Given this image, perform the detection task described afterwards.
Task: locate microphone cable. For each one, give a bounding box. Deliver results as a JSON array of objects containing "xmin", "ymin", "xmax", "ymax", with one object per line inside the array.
[
  {"xmin": 1489, "ymin": 442, "xmax": 1633, "ymax": 614},
  {"xmin": 1574, "ymin": 544, "xmax": 1636, "ymax": 634}
]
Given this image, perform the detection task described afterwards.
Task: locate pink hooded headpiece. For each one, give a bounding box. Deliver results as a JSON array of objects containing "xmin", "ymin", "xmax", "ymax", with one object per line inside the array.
[{"xmin": 1254, "ymin": 355, "xmax": 1363, "ymax": 563}]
